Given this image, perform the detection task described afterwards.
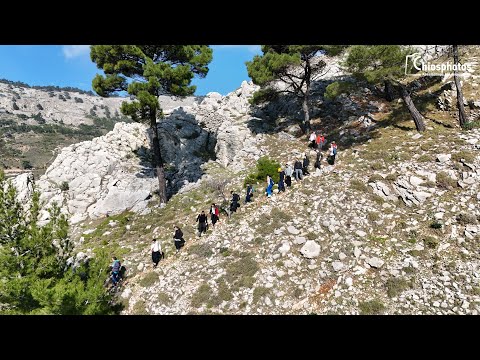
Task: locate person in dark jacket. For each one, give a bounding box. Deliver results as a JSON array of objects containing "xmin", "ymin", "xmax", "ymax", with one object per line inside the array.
[
  {"xmin": 196, "ymin": 211, "xmax": 208, "ymax": 236},
  {"xmin": 278, "ymin": 167, "xmax": 285, "ymax": 192},
  {"xmin": 245, "ymin": 184, "xmax": 254, "ymax": 203},
  {"xmin": 173, "ymin": 225, "xmax": 185, "ymax": 253},
  {"xmin": 294, "ymin": 160, "xmax": 303, "ymax": 181},
  {"xmin": 303, "ymin": 153, "xmax": 310, "ymax": 175},
  {"xmin": 230, "ymin": 191, "xmax": 240, "ymax": 213},
  {"xmin": 111, "ymin": 256, "xmax": 121, "ymax": 285},
  {"xmin": 314, "ymin": 150, "xmax": 323, "ymax": 171}
]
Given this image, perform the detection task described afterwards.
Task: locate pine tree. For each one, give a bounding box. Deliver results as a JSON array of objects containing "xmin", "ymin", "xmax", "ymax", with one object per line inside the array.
[
  {"xmin": 0, "ymin": 170, "xmax": 114, "ymax": 314},
  {"xmin": 90, "ymin": 45, "xmax": 213, "ymax": 204},
  {"xmin": 246, "ymin": 45, "xmax": 346, "ymax": 134},
  {"xmin": 343, "ymin": 45, "xmax": 426, "ymax": 132}
]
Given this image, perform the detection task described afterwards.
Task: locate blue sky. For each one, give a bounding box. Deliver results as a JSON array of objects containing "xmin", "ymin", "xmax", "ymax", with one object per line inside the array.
[{"xmin": 0, "ymin": 45, "xmax": 261, "ymax": 96}]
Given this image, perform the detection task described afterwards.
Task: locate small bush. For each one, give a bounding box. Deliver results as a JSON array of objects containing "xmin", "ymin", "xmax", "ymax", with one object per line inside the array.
[
  {"xmin": 436, "ymin": 171, "xmax": 457, "ymax": 189},
  {"xmin": 385, "ymin": 173, "xmax": 398, "ymax": 182},
  {"xmin": 252, "ymin": 286, "xmax": 270, "ymax": 304},
  {"xmin": 189, "ymin": 243, "xmax": 213, "ymax": 258},
  {"xmin": 456, "ymin": 212, "xmax": 477, "ymax": 225},
  {"xmin": 324, "ymin": 81, "xmax": 355, "ymax": 100},
  {"xmin": 350, "ymin": 179, "xmax": 368, "ymax": 192},
  {"xmin": 22, "ymin": 160, "xmax": 33, "ymax": 169},
  {"xmin": 157, "ymin": 292, "xmax": 171, "ymax": 305},
  {"xmin": 270, "ymin": 208, "xmax": 292, "ymax": 222},
  {"xmin": 430, "ymin": 221, "xmax": 442, "ymax": 229},
  {"xmin": 359, "ymin": 299, "xmax": 385, "ymax": 315},
  {"xmin": 60, "ymin": 181, "xmax": 69, "ymax": 191},
  {"xmin": 74, "ymin": 97, "xmax": 84, "ymax": 103},
  {"xmin": 225, "ymin": 253, "xmax": 259, "ymax": 290},
  {"xmin": 386, "ymin": 277, "xmax": 409, "ymax": 298},
  {"xmin": 12, "ymin": 102, "xmax": 19, "ymax": 110},
  {"xmin": 139, "ymin": 272, "xmax": 159, "ymax": 288},
  {"xmin": 132, "ymin": 300, "xmax": 148, "ymax": 315},
  {"xmin": 423, "ymin": 236, "xmax": 439, "ymax": 249},
  {"xmin": 451, "ymin": 150, "xmax": 475, "ymax": 164},
  {"xmin": 36, "ymin": 104, "xmax": 43, "ymax": 110},
  {"xmin": 417, "ymin": 154, "xmax": 433, "ymax": 162},
  {"xmin": 367, "ymin": 212, "xmax": 380, "ymax": 222},
  {"xmin": 191, "ymin": 284, "xmax": 212, "ymax": 308},
  {"xmin": 244, "ymin": 156, "xmax": 281, "ymax": 187},
  {"xmin": 217, "ymin": 280, "xmax": 233, "ymax": 302},
  {"xmin": 463, "ymin": 121, "xmax": 480, "ymax": 130},
  {"xmin": 368, "ymin": 174, "xmax": 385, "ymax": 183}
]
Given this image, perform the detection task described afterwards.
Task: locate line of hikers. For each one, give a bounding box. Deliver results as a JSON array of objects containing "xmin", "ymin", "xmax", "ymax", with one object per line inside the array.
[{"xmin": 145, "ymin": 132, "xmax": 339, "ymax": 269}]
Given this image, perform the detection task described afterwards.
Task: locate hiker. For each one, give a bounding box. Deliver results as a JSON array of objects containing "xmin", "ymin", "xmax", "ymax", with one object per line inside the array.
[
  {"xmin": 196, "ymin": 211, "xmax": 208, "ymax": 236},
  {"xmin": 278, "ymin": 167, "xmax": 286, "ymax": 192},
  {"xmin": 230, "ymin": 191, "xmax": 240, "ymax": 213},
  {"xmin": 328, "ymin": 142, "xmax": 338, "ymax": 165},
  {"xmin": 210, "ymin": 203, "xmax": 219, "ymax": 227},
  {"xmin": 151, "ymin": 238, "xmax": 162, "ymax": 268},
  {"xmin": 285, "ymin": 163, "xmax": 293, "ymax": 187},
  {"xmin": 173, "ymin": 226, "xmax": 185, "ymax": 253},
  {"xmin": 111, "ymin": 256, "xmax": 121, "ymax": 285},
  {"xmin": 320, "ymin": 134, "xmax": 326, "ymax": 150},
  {"xmin": 245, "ymin": 183, "xmax": 254, "ymax": 203},
  {"xmin": 309, "ymin": 132, "xmax": 316, "ymax": 148},
  {"xmin": 266, "ymin": 174, "xmax": 274, "ymax": 197},
  {"xmin": 303, "ymin": 153, "xmax": 310, "ymax": 175},
  {"xmin": 314, "ymin": 150, "xmax": 323, "ymax": 171},
  {"xmin": 294, "ymin": 159, "xmax": 303, "ymax": 181},
  {"xmin": 315, "ymin": 132, "xmax": 321, "ymax": 149}
]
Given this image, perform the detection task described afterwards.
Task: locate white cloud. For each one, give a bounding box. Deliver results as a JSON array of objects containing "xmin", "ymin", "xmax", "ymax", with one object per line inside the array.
[
  {"xmin": 212, "ymin": 45, "xmax": 261, "ymax": 53},
  {"xmin": 62, "ymin": 45, "xmax": 90, "ymax": 59}
]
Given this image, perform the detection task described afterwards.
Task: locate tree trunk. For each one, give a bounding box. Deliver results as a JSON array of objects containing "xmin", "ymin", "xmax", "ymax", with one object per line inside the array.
[
  {"xmin": 399, "ymin": 84, "xmax": 426, "ymax": 132},
  {"xmin": 453, "ymin": 45, "xmax": 468, "ymax": 128},
  {"xmin": 150, "ymin": 112, "xmax": 167, "ymax": 204},
  {"xmin": 384, "ymin": 80, "xmax": 394, "ymax": 101},
  {"xmin": 302, "ymin": 92, "xmax": 310, "ymax": 135}
]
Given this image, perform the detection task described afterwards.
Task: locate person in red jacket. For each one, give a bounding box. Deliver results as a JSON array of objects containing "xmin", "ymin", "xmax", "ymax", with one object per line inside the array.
[{"xmin": 210, "ymin": 203, "xmax": 220, "ymax": 227}]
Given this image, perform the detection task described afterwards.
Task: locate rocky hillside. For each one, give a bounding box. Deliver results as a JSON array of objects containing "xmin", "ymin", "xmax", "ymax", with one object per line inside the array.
[
  {"xmin": 11, "ymin": 47, "xmax": 480, "ymax": 314},
  {"xmin": 0, "ymin": 81, "xmax": 199, "ymax": 173}
]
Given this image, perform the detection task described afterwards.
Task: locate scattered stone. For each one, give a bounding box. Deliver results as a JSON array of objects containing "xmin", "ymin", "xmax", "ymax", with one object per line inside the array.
[
  {"xmin": 287, "ymin": 226, "xmax": 300, "ymax": 235},
  {"xmin": 437, "ymin": 154, "xmax": 451, "ymax": 163},
  {"xmin": 294, "ymin": 236, "xmax": 306, "ymax": 245},
  {"xmin": 332, "ymin": 261, "xmax": 344, "ymax": 272},
  {"xmin": 367, "ymin": 257, "xmax": 385, "ymax": 269},
  {"xmin": 300, "ymin": 241, "xmax": 321, "ymax": 258},
  {"xmin": 356, "ymin": 230, "xmax": 367, "ymax": 237}
]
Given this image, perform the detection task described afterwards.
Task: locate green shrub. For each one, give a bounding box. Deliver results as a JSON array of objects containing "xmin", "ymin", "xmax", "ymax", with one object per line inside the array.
[
  {"xmin": 157, "ymin": 292, "xmax": 171, "ymax": 305},
  {"xmin": 367, "ymin": 174, "xmax": 384, "ymax": 183},
  {"xmin": 60, "ymin": 181, "xmax": 69, "ymax": 192},
  {"xmin": 225, "ymin": 253, "xmax": 259, "ymax": 289},
  {"xmin": 324, "ymin": 81, "xmax": 356, "ymax": 100},
  {"xmin": 252, "ymin": 286, "xmax": 270, "ymax": 304},
  {"xmin": 463, "ymin": 121, "xmax": 480, "ymax": 130},
  {"xmin": 22, "ymin": 160, "xmax": 33, "ymax": 169},
  {"xmin": 430, "ymin": 221, "xmax": 442, "ymax": 229},
  {"xmin": 423, "ymin": 236, "xmax": 439, "ymax": 249},
  {"xmin": 244, "ymin": 156, "xmax": 281, "ymax": 187},
  {"xmin": 132, "ymin": 300, "xmax": 148, "ymax": 315},
  {"xmin": 359, "ymin": 299, "xmax": 385, "ymax": 315},
  {"xmin": 452, "ymin": 150, "xmax": 475, "ymax": 163}
]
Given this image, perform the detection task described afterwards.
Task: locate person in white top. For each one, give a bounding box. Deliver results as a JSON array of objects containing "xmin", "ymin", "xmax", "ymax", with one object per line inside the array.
[
  {"xmin": 151, "ymin": 238, "xmax": 162, "ymax": 268},
  {"xmin": 309, "ymin": 132, "xmax": 316, "ymax": 148}
]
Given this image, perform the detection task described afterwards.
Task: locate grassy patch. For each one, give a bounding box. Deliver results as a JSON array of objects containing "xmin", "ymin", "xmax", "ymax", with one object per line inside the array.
[
  {"xmin": 386, "ymin": 277, "xmax": 409, "ymax": 298},
  {"xmin": 385, "ymin": 173, "xmax": 398, "ymax": 182},
  {"xmin": 456, "ymin": 212, "xmax": 477, "ymax": 225},
  {"xmin": 452, "ymin": 150, "xmax": 476, "ymax": 164},
  {"xmin": 252, "ymin": 286, "xmax": 271, "ymax": 304},
  {"xmin": 359, "ymin": 299, "xmax": 386, "ymax": 315},
  {"xmin": 189, "ymin": 243, "xmax": 214, "ymax": 258},
  {"xmin": 423, "ymin": 236, "xmax": 439, "ymax": 249},
  {"xmin": 224, "ymin": 252, "xmax": 259, "ymax": 290},
  {"xmin": 367, "ymin": 212, "xmax": 380, "ymax": 222},
  {"xmin": 270, "ymin": 208, "xmax": 292, "ymax": 222},
  {"xmin": 191, "ymin": 284, "xmax": 212, "ymax": 308},
  {"xmin": 132, "ymin": 300, "xmax": 148, "ymax": 315},
  {"xmin": 157, "ymin": 292, "xmax": 171, "ymax": 305},
  {"xmin": 417, "ymin": 154, "xmax": 433, "ymax": 163},
  {"xmin": 306, "ymin": 232, "xmax": 317, "ymax": 240},
  {"xmin": 139, "ymin": 272, "xmax": 159, "ymax": 288},
  {"xmin": 436, "ymin": 171, "xmax": 458, "ymax": 189},
  {"xmin": 350, "ymin": 179, "xmax": 368, "ymax": 192},
  {"xmin": 367, "ymin": 174, "xmax": 385, "ymax": 183}
]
